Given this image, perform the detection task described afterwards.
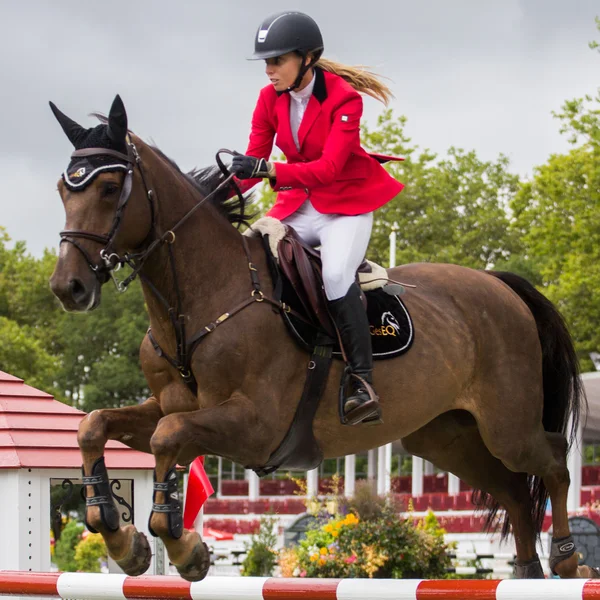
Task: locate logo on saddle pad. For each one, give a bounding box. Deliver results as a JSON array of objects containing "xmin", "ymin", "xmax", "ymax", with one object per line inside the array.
[{"xmin": 370, "ymin": 310, "xmax": 400, "ymax": 337}]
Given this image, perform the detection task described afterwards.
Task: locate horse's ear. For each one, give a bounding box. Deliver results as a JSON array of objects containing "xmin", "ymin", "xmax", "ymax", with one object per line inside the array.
[
  {"xmin": 107, "ymin": 95, "xmax": 128, "ymax": 144},
  {"xmin": 49, "ymin": 101, "xmax": 87, "ymax": 147}
]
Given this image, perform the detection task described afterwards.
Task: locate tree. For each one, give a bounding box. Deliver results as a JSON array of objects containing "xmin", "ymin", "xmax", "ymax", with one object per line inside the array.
[
  {"xmin": 361, "ymin": 110, "xmax": 520, "ymax": 268},
  {"xmin": 511, "ymin": 18, "xmax": 600, "ymax": 370},
  {"xmin": 0, "ymin": 229, "xmax": 150, "ymax": 408},
  {"xmin": 251, "ymin": 110, "xmax": 521, "ymax": 269}
]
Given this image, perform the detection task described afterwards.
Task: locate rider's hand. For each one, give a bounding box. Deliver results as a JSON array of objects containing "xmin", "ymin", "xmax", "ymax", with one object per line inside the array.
[{"xmin": 231, "ymin": 155, "xmax": 273, "ymax": 179}]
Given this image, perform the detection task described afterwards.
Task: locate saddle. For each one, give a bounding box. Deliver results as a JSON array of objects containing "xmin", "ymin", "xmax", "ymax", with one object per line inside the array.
[{"xmin": 247, "ymin": 217, "xmax": 395, "ymax": 340}]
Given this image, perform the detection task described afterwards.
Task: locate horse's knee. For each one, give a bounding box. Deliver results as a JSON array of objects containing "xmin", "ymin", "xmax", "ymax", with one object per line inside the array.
[
  {"xmin": 78, "ymin": 410, "xmax": 108, "ymax": 452},
  {"xmin": 150, "ymin": 413, "xmax": 184, "ymax": 456}
]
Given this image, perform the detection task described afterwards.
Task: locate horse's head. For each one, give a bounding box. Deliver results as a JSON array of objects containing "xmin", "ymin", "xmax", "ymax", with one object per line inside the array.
[{"xmin": 49, "ymin": 95, "xmax": 153, "ymax": 311}]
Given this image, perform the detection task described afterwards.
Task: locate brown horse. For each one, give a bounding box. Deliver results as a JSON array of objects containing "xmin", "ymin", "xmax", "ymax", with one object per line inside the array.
[{"xmin": 48, "ymin": 95, "xmax": 594, "ymax": 580}]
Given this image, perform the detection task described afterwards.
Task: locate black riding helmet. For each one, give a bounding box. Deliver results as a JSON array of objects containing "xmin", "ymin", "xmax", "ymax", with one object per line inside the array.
[{"xmin": 249, "ymin": 11, "xmax": 324, "ymax": 92}]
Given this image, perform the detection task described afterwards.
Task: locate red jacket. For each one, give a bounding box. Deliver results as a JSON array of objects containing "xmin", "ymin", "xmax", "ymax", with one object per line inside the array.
[{"xmin": 238, "ymin": 67, "xmax": 404, "ymax": 220}]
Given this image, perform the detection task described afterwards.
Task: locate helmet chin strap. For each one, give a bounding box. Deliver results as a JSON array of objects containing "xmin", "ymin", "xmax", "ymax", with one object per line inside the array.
[{"xmin": 285, "ymin": 54, "xmax": 318, "ymax": 93}]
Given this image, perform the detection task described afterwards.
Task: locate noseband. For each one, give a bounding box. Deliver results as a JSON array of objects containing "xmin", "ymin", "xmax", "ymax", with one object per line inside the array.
[
  {"xmin": 60, "ymin": 142, "xmax": 237, "ymax": 291},
  {"xmin": 59, "ymin": 142, "xmax": 147, "ymax": 287}
]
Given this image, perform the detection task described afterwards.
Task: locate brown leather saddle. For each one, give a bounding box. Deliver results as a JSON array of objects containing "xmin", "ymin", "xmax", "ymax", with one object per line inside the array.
[{"xmin": 277, "ymin": 227, "xmax": 371, "ymax": 339}]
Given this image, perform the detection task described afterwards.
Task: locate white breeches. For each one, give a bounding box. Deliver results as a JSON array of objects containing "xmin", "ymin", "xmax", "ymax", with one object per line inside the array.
[{"xmin": 282, "ymin": 200, "xmax": 373, "ymax": 301}]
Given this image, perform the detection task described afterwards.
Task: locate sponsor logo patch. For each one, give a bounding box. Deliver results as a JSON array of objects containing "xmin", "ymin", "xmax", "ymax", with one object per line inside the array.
[
  {"xmin": 71, "ymin": 167, "xmax": 86, "ymax": 179},
  {"xmin": 558, "ymin": 542, "xmax": 575, "ymax": 553}
]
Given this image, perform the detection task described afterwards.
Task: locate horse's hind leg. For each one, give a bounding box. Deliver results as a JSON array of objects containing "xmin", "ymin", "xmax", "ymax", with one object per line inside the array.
[
  {"xmin": 530, "ymin": 431, "xmax": 598, "ymax": 578},
  {"xmin": 402, "ymin": 411, "xmax": 544, "ymax": 578},
  {"xmin": 476, "ymin": 417, "xmax": 594, "ymax": 578},
  {"xmin": 78, "ymin": 397, "xmax": 163, "ymax": 576}
]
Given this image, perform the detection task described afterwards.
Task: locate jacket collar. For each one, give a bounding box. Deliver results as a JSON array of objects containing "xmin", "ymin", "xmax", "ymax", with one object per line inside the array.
[
  {"xmin": 276, "ymin": 67, "xmax": 327, "ymax": 103},
  {"xmin": 312, "ymin": 67, "xmax": 327, "ymax": 104},
  {"xmin": 274, "ymin": 67, "xmax": 328, "ymax": 154}
]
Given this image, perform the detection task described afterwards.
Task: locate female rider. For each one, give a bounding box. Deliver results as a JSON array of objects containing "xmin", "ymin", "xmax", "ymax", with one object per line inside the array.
[{"xmin": 231, "ymin": 11, "xmax": 404, "ymax": 426}]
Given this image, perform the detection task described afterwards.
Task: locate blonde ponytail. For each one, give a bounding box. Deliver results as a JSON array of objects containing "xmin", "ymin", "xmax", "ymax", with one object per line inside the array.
[{"xmin": 315, "ymin": 57, "xmax": 393, "ymax": 106}]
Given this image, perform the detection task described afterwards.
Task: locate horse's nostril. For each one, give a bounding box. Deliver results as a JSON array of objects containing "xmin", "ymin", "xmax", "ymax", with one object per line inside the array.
[{"xmin": 69, "ymin": 278, "xmax": 87, "ymax": 304}]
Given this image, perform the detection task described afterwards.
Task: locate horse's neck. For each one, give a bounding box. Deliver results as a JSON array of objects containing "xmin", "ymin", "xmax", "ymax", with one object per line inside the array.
[{"xmin": 137, "ymin": 147, "xmax": 248, "ymax": 336}]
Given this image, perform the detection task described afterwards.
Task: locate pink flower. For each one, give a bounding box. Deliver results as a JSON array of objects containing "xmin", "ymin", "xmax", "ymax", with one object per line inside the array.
[
  {"xmin": 344, "ymin": 555, "xmax": 357, "ymax": 564},
  {"xmin": 300, "ymin": 570, "xmax": 307, "ymax": 578}
]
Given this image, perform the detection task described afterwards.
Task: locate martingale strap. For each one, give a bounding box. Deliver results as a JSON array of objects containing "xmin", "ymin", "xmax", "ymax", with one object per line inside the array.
[{"xmin": 147, "ymin": 235, "xmax": 288, "ymax": 395}]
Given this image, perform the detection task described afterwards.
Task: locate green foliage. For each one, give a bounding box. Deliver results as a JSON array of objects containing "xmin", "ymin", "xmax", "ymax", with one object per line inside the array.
[
  {"xmin": 241, "ymin": 514, "xmax": 278, "ymax": 576},
  {"xmin": 251, "ymin": 112, "xmax": 520, "ymax": 270},
  {"xmin": 54, "ymin": 520, "xmax": 84, "ymax": 572},
  {"xmin": 361, "ymin": 110, "xmax": 520, "ymax": 268},
  {"xmin": 510, "ymin": 27, "xmax": 600, "ymax": 371},
  {"xmin": 0, "ymin": 229, "xmax": 150, "ymax": 409},
  {"xmin": 279, "ymin": 483, "xmax": 451, "ymax": 579},
  {"xmin": 74, "ymin": 533, "xmax": 107, "ymax": 573}
]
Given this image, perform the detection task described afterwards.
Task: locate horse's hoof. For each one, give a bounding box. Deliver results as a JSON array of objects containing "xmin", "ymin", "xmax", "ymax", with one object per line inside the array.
[
  {"xmin": 578, "ymin": 565, "xmax": 600, "ymax": 578},
  {"xmin": 552, "ymin": 553, "xmax": 579, "ymax": 579},
  {"xmin": 514, "ymin": 555, "xmax": 545, "ymax": 579},
  {"xmin": 174, "ymin": 540, "xmax": 211, "ymax": 582},
  {"xmin": 115, "ymin": 530, "xmax": 151, "ymax": 576}
]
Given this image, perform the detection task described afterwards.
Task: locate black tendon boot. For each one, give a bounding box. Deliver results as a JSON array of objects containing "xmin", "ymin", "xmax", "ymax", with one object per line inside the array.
[{"xmin": 328, "ymin": 283, "xmax": 381, "ymax": 425}]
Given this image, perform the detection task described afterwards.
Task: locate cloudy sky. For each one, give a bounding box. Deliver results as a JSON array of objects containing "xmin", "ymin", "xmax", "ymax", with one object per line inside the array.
[{"xmin": 1, "ymin": 1, "xmax": 598, "ymax": 256}]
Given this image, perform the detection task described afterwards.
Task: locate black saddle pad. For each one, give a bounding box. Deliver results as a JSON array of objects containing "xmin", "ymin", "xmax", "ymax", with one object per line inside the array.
[
  {"xmin": 283, "ymin": 286, "xmax": 413, "ymax": 360},
  {"xmin": 260, "ymin": 234, "xmax": 414, "ymax": 360},
  {"xmin": 270, "ymin": 265, "xmax": 413, "ymax": 362}
]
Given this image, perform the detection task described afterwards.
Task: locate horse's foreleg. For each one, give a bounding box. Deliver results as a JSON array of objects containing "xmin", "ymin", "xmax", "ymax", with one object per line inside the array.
[
  {"xmin": 78, "ymin": 398, "xmax": 163, "ymax": 576},
  {"xmin": 147, "ymin": 393, "xmax": 267, "ymax": 582}
]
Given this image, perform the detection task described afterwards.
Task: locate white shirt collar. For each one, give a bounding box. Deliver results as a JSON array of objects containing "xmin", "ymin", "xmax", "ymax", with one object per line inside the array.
[{"xmin": 290, "ymin": 72, "xmax": 315, "ymax": 103}]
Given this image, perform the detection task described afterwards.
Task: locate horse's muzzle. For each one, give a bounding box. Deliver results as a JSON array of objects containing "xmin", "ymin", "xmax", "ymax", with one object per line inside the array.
[{"xmin": 50, "ymin": 274, "xmax": 101, "ymax": 312}]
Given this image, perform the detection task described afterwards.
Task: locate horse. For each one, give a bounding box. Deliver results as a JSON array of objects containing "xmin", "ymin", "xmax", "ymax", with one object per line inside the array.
[{"xmin": 48, "ymin": 94, "xmax": 593, "ymax": 581}]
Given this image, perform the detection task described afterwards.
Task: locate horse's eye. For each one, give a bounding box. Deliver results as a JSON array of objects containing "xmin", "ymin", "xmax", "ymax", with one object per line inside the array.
[{"xmin": 103, "ymin": 183, "xmax": 119, "ymax": 197}]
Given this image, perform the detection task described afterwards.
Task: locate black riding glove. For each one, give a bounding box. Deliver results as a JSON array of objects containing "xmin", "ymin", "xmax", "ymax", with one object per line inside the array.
[{"xmin": 231, "ymin": 155, "xmax": 272, "ymax": 179}]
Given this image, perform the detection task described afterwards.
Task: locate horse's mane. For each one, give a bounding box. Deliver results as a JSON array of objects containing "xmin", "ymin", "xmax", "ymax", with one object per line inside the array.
[
  {"xmin": 152, "ymin": 147, "xmax": 253, "ymax": 229},
  {"xmin": 90, "ymin": 114, "xmax": 253, "ymax": 228}
]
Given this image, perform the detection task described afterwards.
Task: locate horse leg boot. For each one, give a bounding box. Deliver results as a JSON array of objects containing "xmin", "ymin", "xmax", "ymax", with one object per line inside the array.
[
  {"xmin": 328, "ymin": 282, "xmax": 381, "ymax": 425},
  {"xmin": 78, "ymin": 398, "xmax": 163, "ymax": 576}
]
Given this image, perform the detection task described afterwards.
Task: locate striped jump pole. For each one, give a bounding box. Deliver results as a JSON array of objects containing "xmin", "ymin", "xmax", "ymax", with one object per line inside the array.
[{"xmin": 2, "ymin": 572, "xmax": 600, "ymax": 600}]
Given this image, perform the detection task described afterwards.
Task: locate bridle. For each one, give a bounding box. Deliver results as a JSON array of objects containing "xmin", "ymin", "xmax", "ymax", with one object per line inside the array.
[
  {"xmin": 59, "ymin": 140, "xmax": 238, "ymax": 292},
  {"xmin": 58, "ymin": 140, "xmax": 285, "ymax": 394}
]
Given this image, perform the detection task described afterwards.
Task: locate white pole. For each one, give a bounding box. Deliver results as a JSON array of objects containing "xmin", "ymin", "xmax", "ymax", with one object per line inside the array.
[
  {"xmin": 412, "ymin": 457, "xmax": 424, "ymax": 497},
  {"xmin": 389, "ymin": 229, "xmax": 397, "ymax": 270},
  {"xmin": 448, "ymin": 473, "xmax": 461, "ymax": 496},
  {"xmin": 245, "ymin": 469, "xmax": 260, "ymax": 501},
  {"xmin": 374, "ymin": 229, "xmax": 397, "ymax": 497},
  {"xmin": 377, "ymin": 444, "xmax": 392, "ymax": 495},
  {"xmin": 306, "ymin": 468, "xmax": 319, "ymax": 498},
  {"xmin": 344, "ymin": 454, "xmax": 356, "ymax": 497},
  {"xmin": 217, "ymin": 456, "xmax": 223, "ymax": 497},
  {"xmin": 367, "ymin": 449, "xmax": 377, "ymax": 481},
  {"xmin": 567, "ymin": 417, "xmax": 583, "ymax": 511}
]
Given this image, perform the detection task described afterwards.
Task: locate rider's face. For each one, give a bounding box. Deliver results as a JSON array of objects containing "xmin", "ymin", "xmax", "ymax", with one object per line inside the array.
[{"xmin": 264, "ymin": 52, "xmax": 308, "ymax": 92}]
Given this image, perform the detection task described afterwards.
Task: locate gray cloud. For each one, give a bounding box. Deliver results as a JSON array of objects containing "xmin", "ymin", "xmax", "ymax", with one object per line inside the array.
[{"xmin": 0, "ymin": 0, "xmax": 598, "ymax": 255}]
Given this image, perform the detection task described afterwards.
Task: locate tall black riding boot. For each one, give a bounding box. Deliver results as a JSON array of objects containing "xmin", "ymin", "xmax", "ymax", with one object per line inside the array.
[{"xmin": 328, "ymin": 283, "xmax": 381, "ymax": 425}]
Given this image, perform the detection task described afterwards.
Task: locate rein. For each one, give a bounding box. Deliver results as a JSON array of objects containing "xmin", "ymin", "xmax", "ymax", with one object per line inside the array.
[{"xmin": 61, "ymin": 142, "xmax": 284, "ymax": 393}]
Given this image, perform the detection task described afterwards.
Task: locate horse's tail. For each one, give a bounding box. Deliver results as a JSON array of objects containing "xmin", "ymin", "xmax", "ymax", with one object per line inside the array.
[{"xmin": 479, "ymin": 270, "xmax": 587, "ymax": 539}]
